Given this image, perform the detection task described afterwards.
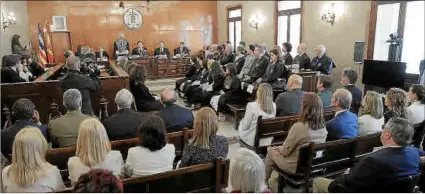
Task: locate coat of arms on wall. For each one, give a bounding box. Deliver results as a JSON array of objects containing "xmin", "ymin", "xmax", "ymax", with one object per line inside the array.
[{"xmin": 123, "ymin": 8, "xmax": 142, "ymax": 30}]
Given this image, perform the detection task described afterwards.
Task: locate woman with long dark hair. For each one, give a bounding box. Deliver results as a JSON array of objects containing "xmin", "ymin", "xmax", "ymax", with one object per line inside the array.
[
  {"xmin": 260, "ymin": 49, "xmax": 284, "ymax": 87},
  {"xmin": 11, "ymin": 35, "xmax": 31, "ymax": 59},
  {"xmin": 130, "ymin": 65, "xmax": 163, "ymax": 112},
  {"xmin": 198, "ymin": 61, "xmax": 225, "ymax": 106}
]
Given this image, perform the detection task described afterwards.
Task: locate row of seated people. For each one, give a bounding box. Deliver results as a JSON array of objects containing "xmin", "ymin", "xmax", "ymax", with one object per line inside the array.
[{"xmin": 1, "ymin": 54, "xmax": 46, "ymax": 83}]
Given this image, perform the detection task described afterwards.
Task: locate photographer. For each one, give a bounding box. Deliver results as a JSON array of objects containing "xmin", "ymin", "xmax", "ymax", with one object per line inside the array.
[{"xmin": 60, "ymin": 56, "xmax": 100, "ymax": 116}]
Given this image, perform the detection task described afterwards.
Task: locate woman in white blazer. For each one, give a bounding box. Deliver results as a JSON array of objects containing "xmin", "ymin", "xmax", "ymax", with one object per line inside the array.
[
  {"xmin": 407, "ymin": 84, "xmax": 425, "ymax": 125},
  {"xmin": 238, "ymin": 83, "xmax": 276, "ymax": 146},
  {"xmin": 358, "ymin": 91, "xmax": 385, "ymax": 136}
]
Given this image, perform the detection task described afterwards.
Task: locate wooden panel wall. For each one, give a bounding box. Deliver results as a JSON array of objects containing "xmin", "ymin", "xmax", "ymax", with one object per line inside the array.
[{"xmin": 27, "ymin": 1, "xmax": 218, "ymax": 63}]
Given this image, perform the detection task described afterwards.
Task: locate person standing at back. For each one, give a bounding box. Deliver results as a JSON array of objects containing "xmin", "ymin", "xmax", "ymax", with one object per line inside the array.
[
  {"xmin": 340, "ymin": 68, "xmax": 362, "ymax": 115},
  {"xmin": 275, "ymin": 74, "xmax": 305, "ymax": 116},
  {"xmin": 60, "ymin": 56, "xmax": 100, "ymax": 116}
]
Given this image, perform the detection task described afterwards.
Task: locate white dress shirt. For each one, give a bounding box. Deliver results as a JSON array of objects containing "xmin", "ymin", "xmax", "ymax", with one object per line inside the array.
[
  {"xmin": 2, "ymin": 165, "xmax": 65, "ymax": 192},
  {"xmin": 238, "ymin": 101, "xmax": 276, "ymax": 146},
  {"xmin": 67, "ymin": 150, "xmax": 124, "ymax": 186},
  {"xmin": 125, "ymin": 144, "xmax": 175, "ymax": 177},
  {"xmin": 358, "ymin": 114, "xmax": 384, "ymax": 136},
  {"xmin": 407, "ymin": 101, "xmax": 425, "ymax": 125}
]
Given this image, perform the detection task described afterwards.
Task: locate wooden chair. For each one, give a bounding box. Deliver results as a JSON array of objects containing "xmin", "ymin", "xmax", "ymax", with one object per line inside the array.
[
  {"xmin": 122, "ymin": 158, "xmax": 229, "ymax": 193},
  {"xmin": 48, "ymin": 101, "xmax": 62, "ymax": 122},
  {"xmin": 412, "ymin": 120, "xmax": 425, "ymax": 149}
]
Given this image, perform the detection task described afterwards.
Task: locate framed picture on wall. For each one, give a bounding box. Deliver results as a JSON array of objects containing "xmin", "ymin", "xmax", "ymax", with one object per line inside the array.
[{"xmin": 52, "ymin": 16, "xmax": 67, "ymax": 31}]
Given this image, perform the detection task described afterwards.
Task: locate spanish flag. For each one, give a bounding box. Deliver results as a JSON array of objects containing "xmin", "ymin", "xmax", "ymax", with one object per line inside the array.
[{"xmin": 43, "ymin": 21, "xmax": 54, "ymax": 64}]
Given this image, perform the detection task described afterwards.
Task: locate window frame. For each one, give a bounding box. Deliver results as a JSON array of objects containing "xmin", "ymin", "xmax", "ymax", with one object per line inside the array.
[
  {"xmin": 274, "ymin": 0, "xmax": 304, "ymax": 45},
  {"xmin": 227, "ymin": 5, "xmax": 242, "ymax": 50}
]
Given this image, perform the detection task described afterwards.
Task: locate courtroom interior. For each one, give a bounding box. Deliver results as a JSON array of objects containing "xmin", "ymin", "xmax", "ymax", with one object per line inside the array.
[{"xmin": 1, "ymin": 0, "xmax": 425, "ymax": 193}]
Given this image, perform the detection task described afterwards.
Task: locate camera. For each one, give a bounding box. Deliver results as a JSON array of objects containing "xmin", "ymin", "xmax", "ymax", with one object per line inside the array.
[{"xmin": 80, "ymin": 58, "xmax": 100, "ymax": 78}]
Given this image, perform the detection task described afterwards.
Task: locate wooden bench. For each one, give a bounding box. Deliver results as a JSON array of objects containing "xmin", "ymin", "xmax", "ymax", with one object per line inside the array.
[
  {"xmin": 273, "ymin": 132, "xmax": 381, "ymax": 192},
  {"xmin": 122, "ymin": 158, "xmax": 229, "ymax": 193},
  {"xmin": 227, "ymin": 103, "xmax": 247, "ymax": 129}
]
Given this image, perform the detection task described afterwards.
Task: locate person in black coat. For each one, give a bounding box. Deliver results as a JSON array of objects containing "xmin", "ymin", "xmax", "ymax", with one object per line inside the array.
[
  {"xmin": 130, "ymin": 65, "xmax": 163, "ymax": 112},
  {"xmin": 199, "ymin": 61, "xmax": 226, "ymax": 106},
  {"xmin": 157, "ymin": 88, "xmax": 194, "ymax": 132},
  {"xmin": 176, "ymin": 56, "xmax": 200, "ymax": 95},
  {"xmin": 131, "ymin": 41, "xmax": 149, "ymax": 57},
  {"xmin": 281, "ymin": 42, "xmax": 294, "ymax": 66},
  {"xmin": 313, "ymin": 117, "xmax": 425, "ymax": 193},
  {"xmin": 293, "ymin": 43, "xmax": 311, "ymax": 70},
  {"xmin": 60, "ymin": 56, "xmax": 100, "ymax": 116},
  {"xmin": 102, "ymin": 89, "xmax": 148, "ymax": 141},
  {"xmin": 244, "ymin": 46, "xmax": 269, "ymax": 84},
  {"xmin": 234, "ymin": 45, "xmax": 246, "ymax": 74},
  {"xmin": 174, "ymin": 41, "xmax": 190, "ymax": 57},
  {"xmin": 311, "ymin": 45, "xmax": 335, "ymax": 75},
  {"xmin": 219, "ymin": 44, "xmax": 235, "ymax": 68},
  {"xmin": 216, "ymin": 63, "xmax": 243, "ymax": 114},
  {"xmin": 184, "ymin": 59, "xmax": 210, "ymax": 105},
  {"xmin": 27, "ymin": 57, "xmax": 45, "ymax": 77},
  {"xmin": 95, "ymin": 47, "xmax": 110, "ymax": 60},
  {"xmin": 341, "ymin": 68, "xmax": 362, "ymax": 115},
  {"xmin": 1, "ymin": 54, "xmax": 26, "ymax": 83},
  {"xmin": 260, "ymin": 49, "xmax": 285, "ymax": 87},
  {"xmin": 153, "ymin": 41, "xmax": 170, "ymax": 58}
]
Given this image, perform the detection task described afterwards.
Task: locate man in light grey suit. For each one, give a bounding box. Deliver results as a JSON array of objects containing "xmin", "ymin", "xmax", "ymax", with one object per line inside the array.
[
  {"xmin": 113, "ymin": 32, "xmax": 130, "ymax": 59},
  {"xmin": 275, "ymin": 74, "xmax": 305, "ymax": 116}
]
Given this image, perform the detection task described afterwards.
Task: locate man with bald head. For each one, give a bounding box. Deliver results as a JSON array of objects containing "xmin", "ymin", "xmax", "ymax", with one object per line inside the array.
[
  {"xmin": 311, "ymin": 45, "xmax": 334, "ymax": 75},
  {"xmin": 157, "ymin": 88, "xmax": 193, "ymax": 132},
  {"xmin": 219, "ymin": 44, "xmax": 235, "ymax": 68},
  {"xmin": 113, "ymin": 32, "xmax": 130, "ymax": 59},
  {"xmin": 60, "ymin": 56, "xmax": 100, "ymax": 116},
  {"xmin": 275, "ymin": 74, "xmax": 305, "ymax": 116},
  {"xmin": 293, "ymin": 43, "xmax": 311, "ymax": 70},
  {"xmin": 102, "ymin": 89, "xmax": 147, "ymax": 141}
]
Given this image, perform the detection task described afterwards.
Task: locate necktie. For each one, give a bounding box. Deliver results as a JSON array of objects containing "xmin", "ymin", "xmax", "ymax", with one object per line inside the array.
[
  {"xmin": 139, "ymin": 48, "xmax": 142, "ymax": 54},
  {"xmin": 120, "ymin": 40, "xmax": 123, "ymax": 49},
  {"xmin": 161, "ymin": 48, "xmax": 163, "ymax": 54}
]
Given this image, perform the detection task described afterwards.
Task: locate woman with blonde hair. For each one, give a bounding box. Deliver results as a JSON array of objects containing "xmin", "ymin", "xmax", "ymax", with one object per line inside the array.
[
  {"xmin": 358, "ymin": 91, "xmax": 385, "ymax": 136},
  {"xmin": 2, "ymin": 127, "xmax": 65, "ymax": 192},
  {"xmin": 180, "ymin": 107, "xmax": 228, "ymax": 167},
  {"xmin": 228, "ymin": 148, "xmax": 270, "ymax": 193},
  {"xmin": 238, "ymin": 83, "xmax": 276, "ymax": 146},
  {"xmin": 384, "ymin": 88, "xmax": 408, "ymax": 123},
  {"xmin": 67, "ymin": 118, "xmax": 124, "ymax": 186}
]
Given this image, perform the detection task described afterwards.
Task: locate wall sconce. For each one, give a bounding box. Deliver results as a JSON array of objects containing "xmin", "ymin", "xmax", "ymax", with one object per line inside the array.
[
  {"xmin": 118, "ymin": 1, "xmax": 125, "ymax": 10},
  {"xmin": 1, "ymin": 12, "xmax": 17, "ymax": 31},
  {"xmin": 321, "ymin": 2, "xmax": 336, "ymax": 25},
  {"xmin": 321, "ymin": 2, "xmax": 344, "ymax": 26},
  {"xmin": 249, "ymin": 14, "xmax": 263, "ymax": 30}
]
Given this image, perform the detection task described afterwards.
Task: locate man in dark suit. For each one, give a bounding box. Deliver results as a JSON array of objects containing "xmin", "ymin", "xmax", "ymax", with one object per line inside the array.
[
  {"xmin": 1, "ymin": 54, "xmax": 26, "ymax": 83},
  {"xmin": 1, "ymin": 98, "xmax": 48, "ymax": 156},
  {"xmin": 60, "ymin": 56, "xmax": 100, "ymax": 116},
  {"xmin": 95, "ymin": 47, "xmax": 109, "ymax": 60},
  {"xmin": 326, "ymin": 88, "xmax": 358, "ymax": 141},
  {"xmin": 293, "ymin": 43, "xmax": 311, "ymax": 70},
  {"xmin": 174, "ymin": 41, "xmax": 190, "ymax": 57},
  {"xmin": 131, "ymin": 41, "xmax": 149, "ymax": 57},
  {"xmin": 311, "ymin": 45, "xmax": 334, "ymax": 75},
  {"xmin": 154, "ymin": 41, "xmax": 170, "ymax": 58},
  {"xmin": 220, "ymin": 44, "xmax": 235, "ymax": 68},
  {"xmin": 244, "ymin": 45, "xmax": 269, "ymax": 84},
  {"xmin": 157, "ymin": 88, "xmax": 194, "ymax": 132},
  {"xmin": 314, "ymin": 117, "xmax": 425, "ymax": 193},
  {"xmin": 103, "ymin": 89, "xmax": 147, "ymax": 141},
  {"xmin": 113, "ymin": 32, "xmax": 130, "ymax": 59},
  {"xmin": 275, "ymin": 74, "xmax": 305, "ymax": 116},
  {"xmin": 340, "ymin": 68, "xmax": 362, "ymax": 115}
]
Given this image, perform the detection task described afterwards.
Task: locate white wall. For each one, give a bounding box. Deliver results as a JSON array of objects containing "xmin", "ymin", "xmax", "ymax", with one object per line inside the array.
[{"xmin": 1, "ymin": 1, "xmax": 30, "ymax": 65}]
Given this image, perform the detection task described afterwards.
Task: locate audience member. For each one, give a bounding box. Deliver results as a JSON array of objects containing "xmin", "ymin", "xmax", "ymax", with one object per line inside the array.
[
  {"xmin": 198, "ymin": 61, "xmax": 226, "ymax": 106},
  {"xmin": 407, "ymin": 84, "xmax": 425, "ymax": 125},
  {"xmin": 73, "ymin": 169, "xmax": 123, "ymax": 193},
  {"xmin": 130, "ymin": 65, "xmax": 163, "ymax": 112},
  {"xmin": 174, "ymin": 41, "xmax": 190, "ymax": 57},
  {"xmin": 228, "ymin": 148, "xmax": 270, "ymax": 193},
  {"xmin": 132, "ymin": 41, "xmax": 149, "ymax": 57},
  {"xmin": 313, "ymin": 117, "xmax": 425, "ymax": 193},
  {"xmin": 102, "ymin": 89, "xmax": 148, "ymax": 141},
  {"xmin": 68, "ymin": 118, "xmax": 124, "ymax": 186},
  {"xmin": 234, "ymin": 45, "xmax": 246, "ymax": 74},
  {"xmin": 175, "ymin": 56, "xmax": 201, "ymax": 94},
  {"xmin": 18, "ymin": 59, "xmax": 34, "ymax": 81},
  {"xmin": 2, "ymin": 127, "xmax": 65, "ymax": 192},
  {"xmin": 184, "ymin": 59, "xmax": 211, "ymax": 106},
  {"xmin": 26, "ymin": 57, "xmax": 45, "ymax": 77},
  {"xmin": 1, "ymin": 98, "xmax": 47, "ymax": 156},
  {"xmin": 293, "ymin": 43, "xmax": 310, "ymax": 70},
  {"xmin": 1, "ymin": 54, "xmax": 26, "ymax": 83},
  {"xmin": 95, "ymin": 46, "xmax": 110, "ymax": 60},
  {"xmin": 260, "ymin": 49, "xmax": 284, "ymax": 87},
  {"xmin": 220, "ymin": 44, "xmax": 235, "ymax": 67},
  {"xmin": 60, "ymin": 55, "xmax": 100, "ymax": 116},
  {"xmin": 11, "ymin": 34, "xmax": 31, "ymax": 59},
  {"xmin": 214, "ymin": 45, "xmax": 224, "ymax": 61},
  {"xmin": 157, "ymin": 88, "xmax": 194, "ymax": 132},
  {"xmin": 275, "ymin": 74, "xmax": 305, "ymax": 116},
  {"xmin": 238, "ymin": 83, "xmax": 276, "ymax": 146},
  {"xmin": 49, "ymin": 89, "xmax": 92, "ymax": 148},
  {"xmin": 180, "ymin": 107, "xmax": 228, "ymax": 168},
  {"xmin": 326, "ymin": 88, "xmax": 358, "ymax": 140},
  {"xmin": 125, "ymin": 115, "xmax": 175, "ymax": 177},
  {"xmin": 281, "ymin": 42, "xmax": 293, "ymax": 66},
  {"xmin": 384, "ymin": 88, "xmax": 408, "ymax": 123},
  {"xmin": 238, "ymin": 45, "xmax": 256, "ymax": 80},
  {"xmin": 244, "ymin": 45, "xmax": 269, "ymax": 83},
  {"xmin": 311, "ymin": 45, "xmax": 334, "ymax": 75},
  {"xmin": 265, "ymin": 93, "xmax": 328, "ymax": 190},
  {"xmin": 316, "ymin": 75, "xmax": 333, "ymax": 109},
  {"xmin": 358, "ymin": 91, "xmax": 385, "ymax": 136},
  {"xmin": 341, "ymin": 68, "xmax": 362, "ymax": 115}
]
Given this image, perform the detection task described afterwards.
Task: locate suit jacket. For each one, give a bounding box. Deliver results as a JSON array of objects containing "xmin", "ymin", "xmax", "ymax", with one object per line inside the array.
[
  {"xmin": 275, "ymin": 89, "xmax": 305, "ymax": 117},
  {"xmin": 130, "ymin": 80, "xmax": 159, "ymax": 110},
  {"xmin": 294, "ymin": 53, "xmax": 311, "ymax": 70},
  {"xmin": 261, "ymin": 60, "xmax": 284, "ymax": 85},
  {"xmin": 281, "ymin": 53, "xmax": 293, "ymax": 66},
  {"xmin": 234, "ymin": 55, "xmax": 246, "ymax": 74},
  {"xmin": 154, "ymin": 47, "xmax": 170, "ymax": 58},
  {"xmin": 156, "ymin": 104, "xmax": 194, "ymax": 133},
  {"xmin": 326, "ymin": 110, "xmax": 358, "ymax": 141},
  {"xmin": 1, "ymin": 66, "xmax": 26, "ymax": 83},
  {"xmin": 60, "ymin": 70, "xmax": 101, "ymax": 116},
  {"xmin": 1, "ymin": 120, "xmax": 48, "ymax": 155},
  {"xmin": 189, "ymin": 67, "xmax": 203, "ymax": 81},
  {"xmin": 48, "ymin": 110, "xmax": 92, "ymax": 148},
  {"xmin": 131, "ymin": 47, "xmax": 149, "ymax": 57},
  {"xmin": 174, "ymin": 47, "xmax": 190, "ymax": 56},
  {"xmin": 220, "ymin": 52, "xmax": 235, "ymax": 67},
  {"xmin": 247, "ymin": 55, "xmax": 269, "ymax": 83},
  {"xmin": 184, "ymin": 65, "xmax": 197, "ymax": 79},
  {"xmin": 102, "ymin": 108, "xmax": 148, "ymax": 141},
  {"xmin": 311, "ymin": 53, "xmax": 334, "ymax": 75},
  {"xmin": 223, "ymin": 76, "xmax": 243, "ymax": 102},
  {"xmin": 28, "ymin": 62, "xmax": 45, "ymax": 77},
  {"xmin": 329, "ymin": 146, "xmax": 425, "ymax": 193},
  {"xmin": 95, "ymin": 51, "xmax": 110, "ymax": 59},
  {"xmin": 113, "ymin": 39, "xmax": 130, "ymax": 59},
  {"xmin": 344, "ymin": 85, "xmax": 362, "ymax": 115}
]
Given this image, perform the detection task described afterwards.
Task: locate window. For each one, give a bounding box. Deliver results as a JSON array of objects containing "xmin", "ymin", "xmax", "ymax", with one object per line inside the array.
[
  {"xmin": 370, "ymin": 1, "xmax": 424, "ymax": 74},
  {"xmin": 227, "ymin": 6, "xmax": 242, "ymax": 50},
  {"xmin": 276, "ymin": 0, "xmax": 302, "ymax": 57}
]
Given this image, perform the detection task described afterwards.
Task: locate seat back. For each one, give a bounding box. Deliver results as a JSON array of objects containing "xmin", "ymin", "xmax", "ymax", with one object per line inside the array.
[
  {"xmin": 46, "ymin": 146, "xmax": 77, "ymax": 170},
  {"xmin": 323, "ymin": 109, "xmax": 335, "ymax": 122},
  {"xmin": 254, "ymin": 115, "xmax": 298, "ymax": 152},
  {"xmin": 379, "ymin": 173, "xmax": 421, "ymax": 193},
  {"xmin": 412, "ymin": 120, "xmax": 425, "ymax": 149},
  {"xmin": 122, "ymin": 158, "xmax": 229, "ymax": 193},
  {"xmin": 354, "ymin": 132, "xmax": 382, "ymax": 159}
]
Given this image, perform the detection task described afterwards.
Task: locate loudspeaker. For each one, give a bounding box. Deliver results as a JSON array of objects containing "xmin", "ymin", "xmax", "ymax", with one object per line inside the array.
[{"xmin": 353, "ymin": 41, "xmax": 365, "ymax": 64}]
